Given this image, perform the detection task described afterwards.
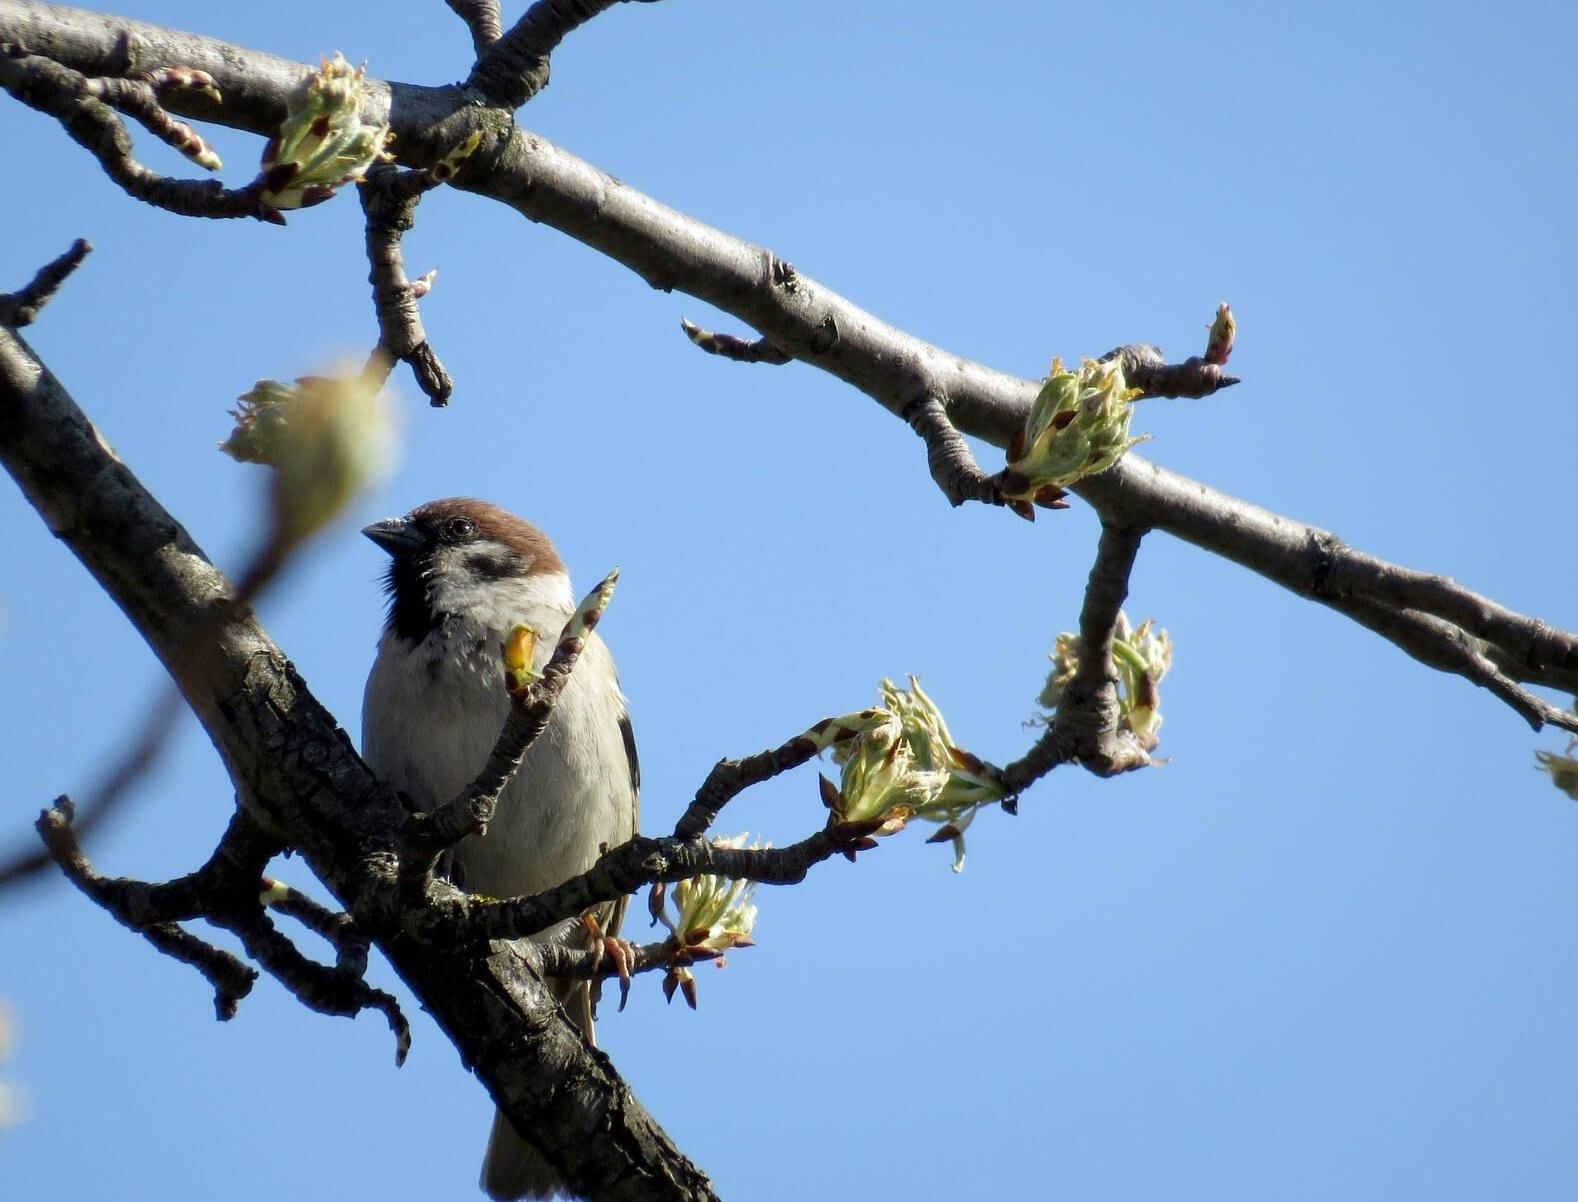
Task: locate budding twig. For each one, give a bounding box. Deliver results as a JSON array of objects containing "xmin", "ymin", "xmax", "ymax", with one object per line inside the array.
[
  {"xmin": 402, "ymin": 571, "xmax": 620, "ymax": 874},
  {"xmin": 673, "ymin": 708, "xmax": 888, "ymax": 839},
  {"xmin": 1001, "ymin": 523, "xmax": 1152, "ymax": 792},
  {"xmin": 1105, "ymin": 343, "xmax": 1240, "ymax": 399},
  {"xmin": 458, "ymin": 829, "xmax": 843, "ymax": 944},
  {"xmin": 262, "ymin": 877, "xmax": 371, "ymax": 978},
  {"xmin": 0, "ymin": 45, "xmax": 271, "ymax": 222},
  {"xmin": 360, "ymin": 161, "xmax": 456, "ymax": 405}
]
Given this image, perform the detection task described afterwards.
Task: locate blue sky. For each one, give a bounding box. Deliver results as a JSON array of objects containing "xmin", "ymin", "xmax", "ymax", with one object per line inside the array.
[{"xmin": 2, "ymin": 1, "xmax": 1576, "ymax": 1198}]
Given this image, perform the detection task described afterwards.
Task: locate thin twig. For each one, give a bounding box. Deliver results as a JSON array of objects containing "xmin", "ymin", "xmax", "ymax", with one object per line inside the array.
[
  {"xmin": 401, "ymin": 571, "xmax": 619, "ymax": 872},
  {"xmin": 263, "ymin": 877, "xmax": 370, "ymax": 978},
  {"xmin": 903, "ymin": 393, "xmax": 1020, "ymax": 510},
  {"xmin": 85, "ymin": 73, "xmax": 222, "ymax": 169},
  {"xmin": 531, "ymin": 935, "xmax": 728, "ymax": 988},
  {"xmin": 673, "ymin": 711, "xmax": 883, "ymax": 839},
  {"xmin": 34, "ymin": 799, "xmax": 260, "ymax": 1018},
  {"xmin": 1001, "ymin": 524, "xmax": 1150, "ymax": 792},
  {"xmin": 360, "ymin": 161, "xmax": 453, "ymax": 405},
  {"xmin": 457, "ymin": 830, "xmax": 842, "ymax": 944},
  {"xmin": 0, "ymin": 238, "xmax": 91, "ymax": 328},
  {"xmin": 445, "ymin": 0, "xmax": 504, "ymax": 56},
  {"xmin": 219, "ymin": 906, "xmax": 411, "ymax": 1065},
  {"xmin": 1339, "ymin": 597, "xmax": 1578, "ymax": 736},
  {"xmin": 1106, "ymin": 344, "xmax": 1240, "ymax": 398},
  {"xmin": 0, "ymin": 45, "xmax": 271, "ymax": 222},
  {"xmin": 467, "ymin": 0, "xmax": 661, "ymax": 108}
]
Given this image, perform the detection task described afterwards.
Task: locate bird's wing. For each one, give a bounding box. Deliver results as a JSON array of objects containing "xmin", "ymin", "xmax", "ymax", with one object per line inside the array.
[
  {"xmin": 606, "ymin": 705, "xmax": 640, "ymax": 943},
  {"xmin": 586, "ymin": 701, "xmax": 640, "ymax": 1022}
]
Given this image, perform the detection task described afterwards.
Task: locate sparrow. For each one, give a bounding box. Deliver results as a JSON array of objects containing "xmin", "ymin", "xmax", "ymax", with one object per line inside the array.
[{"xmin": 360, "ymin": 498, "xmax": 639, "ymax": 1201}]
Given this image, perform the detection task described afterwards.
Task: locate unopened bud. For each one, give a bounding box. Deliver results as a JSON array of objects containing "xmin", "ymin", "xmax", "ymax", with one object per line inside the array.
[
  {"xmin": 1204, "ymin": 303, "xmax": 1236, "ymax": 366},
  {"xmin": 502, "ymin": 626, "xmax": 539, "ymax": 693}
]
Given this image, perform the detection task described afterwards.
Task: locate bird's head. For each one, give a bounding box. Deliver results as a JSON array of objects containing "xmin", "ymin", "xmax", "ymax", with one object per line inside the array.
[{"xmin": 363, "ymin": 498, "xmax": 569, "ymax": 642}]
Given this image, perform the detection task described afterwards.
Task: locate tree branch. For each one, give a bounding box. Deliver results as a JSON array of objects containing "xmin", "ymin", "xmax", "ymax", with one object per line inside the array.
[
  {"xmin": 0, "ymin": 317, "xmax": 717, "ymax": 1202},
  {"xmin": 0, "ymin": 40, "xmax": 270, "ymax": 221},
  {"xmin": 401, "ymin": 571, "xmax": 617, "ymax": 873},
  {"xmin": 445, "ymin": 0, "xmax": 503, "ymax": 57},
  {"xmin": 458, "ymin": 830, "xmax": 844, "ymax": 945},
  {"xmin": 0, "ymin": 235, "xmax": 89, "ymax": 327},
  {"xmin": 35, "ymin": 798, "xmax": 261, "ymax": 1018},
  {"xmin": 4, "ymin": 12, "xmax": 1560, "ymax": 721},
  {"xmin": 467, "ymin": 0, "xmax": 652, "ymax": 109},
  {"xmin": 1000, "ymin": 523, "xmax": 1151, "ymax": 792},
  {"xmin": 360, "ymin": 161, "xmax": 453, "ymax": 405}
]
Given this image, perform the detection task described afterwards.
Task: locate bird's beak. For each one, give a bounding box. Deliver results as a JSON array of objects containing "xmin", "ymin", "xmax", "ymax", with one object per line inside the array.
[{"xmin": 362, "ymin": 516, "xmax": 422, "ymax": 556}]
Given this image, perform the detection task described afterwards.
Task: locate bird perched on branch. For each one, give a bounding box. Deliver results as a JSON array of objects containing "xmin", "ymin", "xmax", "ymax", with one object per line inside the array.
[{"xmin": 361, "ymin": 497, "xmax": 639, "ymax": 1201}]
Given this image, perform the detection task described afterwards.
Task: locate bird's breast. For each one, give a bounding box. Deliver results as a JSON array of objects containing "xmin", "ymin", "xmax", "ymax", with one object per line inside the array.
[{"xmin": 362, "ymin": 618, "xmax": 633, "ymax": 903}]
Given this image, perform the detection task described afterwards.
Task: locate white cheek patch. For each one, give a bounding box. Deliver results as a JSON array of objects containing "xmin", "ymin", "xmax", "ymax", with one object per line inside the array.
[{"xmin": 425, "ymin": 543, "xmax": 574, "ymax": 633}]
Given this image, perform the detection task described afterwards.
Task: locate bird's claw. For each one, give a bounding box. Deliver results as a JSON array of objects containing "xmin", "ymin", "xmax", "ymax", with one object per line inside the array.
[{"xmin": 582, "ymin": 914, "xmax": 639, "ymax": 1011}]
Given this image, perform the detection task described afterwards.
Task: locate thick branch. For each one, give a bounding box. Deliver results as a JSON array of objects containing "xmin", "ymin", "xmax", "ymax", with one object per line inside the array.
[
  {"xmin": 0, "ymin": 320, "xmax": 715, "ymax": 1202},
  {"xmin": 6, "ymin": 5, "xmax": 1567, "ymax": 708}
]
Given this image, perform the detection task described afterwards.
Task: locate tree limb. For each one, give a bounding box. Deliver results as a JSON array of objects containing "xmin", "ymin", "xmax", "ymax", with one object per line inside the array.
[
  {"xmin": 8, "ymin": 5, "xmax": 1556, "ymax": 720},
  {"xmin": 0, "ymin": 317, "xmax": 717, "ymax": 1202}
]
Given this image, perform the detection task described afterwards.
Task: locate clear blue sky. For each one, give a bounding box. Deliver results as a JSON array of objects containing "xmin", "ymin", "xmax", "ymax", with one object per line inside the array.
[{"xmin": 3, "ymin": 1, "xmax": 1576, "ymax": 1198}]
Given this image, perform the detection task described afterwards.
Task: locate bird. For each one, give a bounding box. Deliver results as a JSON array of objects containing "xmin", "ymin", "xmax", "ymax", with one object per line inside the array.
[{"xmin": 360, "ymin": 497, "xmax": 639, "ymax": 1201}]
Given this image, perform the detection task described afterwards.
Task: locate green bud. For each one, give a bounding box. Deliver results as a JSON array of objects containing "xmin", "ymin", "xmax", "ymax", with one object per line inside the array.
[
  {"xmin": 1037, "ymin": 613, "xmax": 1173, "ymax": 750},
  {"xmin": 565, "ymin": 569, "xmax": 619, "ymax": 642},
  {"xmin": 836, "ymin": 712, "xmax": 945, "ymax": 832},
  {"xmin": 1205, "ymin": 302, "xmax": 1236, "ymax": 366},
  {"xmin": 1536, "ymin": 750, "xmax": 1578, "ymax": 801},
  {"xmin": 501, "ymin": 626, "xmax": 539, "ymax": 694},
  {"xmin": 802, "ymin": 708, "xmax": 892, "ymax": 755},
  {"xmin": 0, "ymin": 1005, "xmax": 22, "ymax": 1130},
  {"xmin": 831, "ymin": 679, "xmax": 1005, "ymax": 868},
  {"xmin": 660, "ymin": 835, "xmax": 763, "ymax": 955},
  {"xmin": 1037, "ymin": 631, "xmax": 1081, "ymax": 712},
  {"xmin": 257, "ymin": 53, "xmax": 391, "ymax": 212},
  {"xmin": 1003, "ymin": 357, "xmax": 1146, "ymax": 498},
  {"xmin": 1111, "ymin": 616, "xmax": 1172, "ymax": 749},
  {"xmin": 221, "ymin": 371, "xmax": 393, "ymax": 544}
]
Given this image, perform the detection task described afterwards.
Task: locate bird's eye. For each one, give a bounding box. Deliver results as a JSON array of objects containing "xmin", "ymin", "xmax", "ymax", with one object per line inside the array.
[{"xmin": 445, "ymin": 517, "xmax": 477, "ymax": 540}]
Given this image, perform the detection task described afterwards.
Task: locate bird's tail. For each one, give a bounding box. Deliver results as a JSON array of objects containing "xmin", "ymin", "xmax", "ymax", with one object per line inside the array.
[{"xmin": 479, "ymin": 981, "xmax": 594, "ymax": 1201}]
